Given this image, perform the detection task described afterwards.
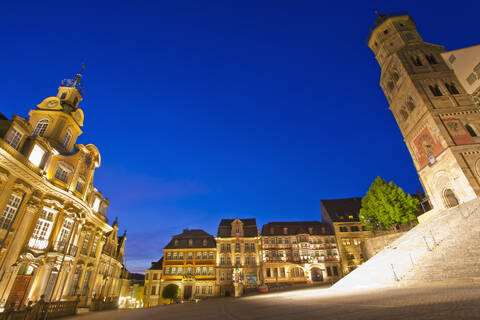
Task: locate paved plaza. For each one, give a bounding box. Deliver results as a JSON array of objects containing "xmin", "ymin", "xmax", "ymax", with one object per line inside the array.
[{"xmin": 65, "ymin": 284, "xmax": 480, "ymax": 320}]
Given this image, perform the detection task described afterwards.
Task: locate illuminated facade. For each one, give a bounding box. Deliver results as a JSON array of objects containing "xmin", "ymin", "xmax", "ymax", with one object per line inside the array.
[
  {"xmin": 260, "ymin": 222, "xmax": 342, "ymax": 284},
  {"xmin": 144, "ymin": 258, "xmax": 162, "ymax": 306},
  {"xmin": 321, "ymin": 198, "xmax": 373, "ymax": 275},
  {"xmin": 0, "ymin": 73, "xmax": 125, "ymax": 309},
  {"xmin": 215, "ymin": 219, "xmax": 261, "ymax": 296},
  {"xmin": 161, "ymin": 229, "xmax": 217, "ymax": 300},
  {"xmin": 368, "ymin": 12, "xmax": 480, "ymax": 211}
]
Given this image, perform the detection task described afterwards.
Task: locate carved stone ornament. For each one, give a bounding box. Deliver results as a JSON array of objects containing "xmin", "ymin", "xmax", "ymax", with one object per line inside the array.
[
  {"xmin": 42, "ymin": 196, "xmax": 64, "ymax": 210},
  {"xmin": 12, "ymin": 179, "xmax": 32, "ymax": 194}
]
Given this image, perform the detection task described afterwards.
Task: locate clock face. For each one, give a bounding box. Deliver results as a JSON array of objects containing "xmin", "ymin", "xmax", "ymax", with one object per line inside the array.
[{"xmin": 47, "ymin": 100, "xmax": 58, "ymax": 108}]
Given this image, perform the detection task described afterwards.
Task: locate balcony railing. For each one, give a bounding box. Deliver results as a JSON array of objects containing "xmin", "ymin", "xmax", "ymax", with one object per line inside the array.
[
  {"xmin": 52, "ymin": 241, "xmax": 78, "ymax": 257},
  {"xmin": 27, "ymin": 236, "xmax": 49, "ymax": 251}
]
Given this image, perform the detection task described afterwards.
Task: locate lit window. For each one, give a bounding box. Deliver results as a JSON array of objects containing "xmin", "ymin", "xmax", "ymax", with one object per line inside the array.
[
  {"xmin": 54, "ymin": 166, "xmax": 69, "ymax": 183},
  {"xmin": 75, "ymin": 177, "xmax": 85, "ymax": 193},
  {"xmin": 29, "ymin": 145, "xmax": 45, "ymax": 167},
  {"xmin": 33, "ymin": 119, "xmax": 49, "ymax": 137},
  {"xmin": 29, "ymin": 208, "xmax": 56, "ymax": 249},
  {"xmin": 0, "ymin": 194, "xmax": 22, "ymax": 229},
  {"xmin": 466, "ymin": 73, "xmax": 477, "ymax": 85},
  {"xmin": 92, "ymin": 197, "xmax": 101, "ymax": 212},
  {"xmin": 5, "ymin": 128, "xmax": 22, "ymax": 150},
  {"xmin": 62, "ymin": 129, "xmax": 72, "ymax": 148}
]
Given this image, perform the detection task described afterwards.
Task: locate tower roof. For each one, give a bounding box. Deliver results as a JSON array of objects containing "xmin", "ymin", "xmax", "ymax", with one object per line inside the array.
[{"xmin": 367, "ymin": 11, "xmax": 412, "ymax": 43}]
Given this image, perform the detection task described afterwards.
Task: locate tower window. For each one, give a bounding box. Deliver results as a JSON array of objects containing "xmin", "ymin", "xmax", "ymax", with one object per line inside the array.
[
  {"xmin": 383, "ymin": 29, "xmax": 389, "ymax": 35},
  {"xmin": 5, "ymin": 128, "xmax": 23, "ymax": 150},
  {"xmin": 54, "ymin": 166, "xmax": 69, "ymax": 183},
  {"xmin": 400, "ymin": 108, "xmax": 409, "ymax": 121},
  {"xmin": 407, "ymin": 97, "xmax": 416, "ymax": 111},
  {"xmin": 387, "ymin": 81, "xmax": 395, "ymax": 91},
  {"xmin": 33, "ymin": 119, "xmax": 49, "ymax": 137},
  {"xmin": 425, "ymin": 54, "xmax": 438, "ymax": 65},
  {"xmin": 466, "ymin": 125, "xmax": 477, "ymax": 137},
  {"xmin": 60, "ymin": 93, "xmax": 67, "ymax": 100},
  {"xmin": 62, "ymin": 129, "xmax": 72, "ymax": 148},
  {"xmin": 411, "ymin": 56, "xmax": 423, "ymax": 67},
  {"xmin": 445, "ymin": 83, "xmax": 460, "ymax": 95},
  {"xmin": 391, "ymin": 71, "xmax": 400, "ymax": 83},
  {"xmin": 467, "ymin": 73, "xmax": 477, "ymax": 85},
  {"xmin": 73, "ymin": 97, "xmax": 78, "ymax": 107},
  {"xmin": 429, "ymin": 85, "xmax": 443, "ymax": 97}
]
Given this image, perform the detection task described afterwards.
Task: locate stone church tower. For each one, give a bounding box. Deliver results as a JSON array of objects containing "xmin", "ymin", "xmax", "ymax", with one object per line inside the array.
[{"xmin": 368, "ymin": 12, "xmax": 480, "ymax": 210}]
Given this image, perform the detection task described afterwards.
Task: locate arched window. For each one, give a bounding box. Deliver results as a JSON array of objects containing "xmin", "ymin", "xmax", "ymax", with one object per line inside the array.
[
  {"xmin": 400, "ymin": 108, "xmax": 409, "ymax": 121},
  {"xmin": 62, "ymin": 128, "xmax": 72, "ymax": 147},
  {"xmin": 445, "ymin": 82, "xmax": 460, "ymax": 95},
  {"xmin": 73, "ymin": 97, "xmax": 78, "ymax": 107},
  {"xmin": 407, "ymin": 97, "xmax": 416, "ymax": 111},
  {"xmin": 387, "ymin": 81, "xmax": 395, "ymax": 90},
  {"xmin": 60, "ymin": 93, "xmax": 67, "ymax": 100},
  {"xmin": 391, "ymin": 71, "xmax": 400, "ymax": 83},
  {"xmin": 466, "ymin": 124, "xmax": 477, "ymax": 137},
  {"xmin": 411, "ymin": 56, "xmax": 423, "ymax": 66},
  {"xmin": 33, "ymin": 119, "xmax": 49, "ymax": 137},
  {"xmin": 443, "ymin": 189, "xmax": 459, "ymax": 208}
]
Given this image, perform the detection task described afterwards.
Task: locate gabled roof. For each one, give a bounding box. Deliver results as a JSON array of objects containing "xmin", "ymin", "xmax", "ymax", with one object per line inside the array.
[
  {"xmin": 164, "ymin": 229, "xmax": 216, "ymax": 249},
  {"xmin": 149, "ymin": 257, "xmax": 163, "ymax": 270},
  {"xmin": 217, "ymin": 218, "xmax": 258, "ymax": 237},
  {"xmin": 261, "ymin": 221, "xmax": 334, "ymax": 236},
  {"xmin": 321, "ymin": 198, "xmax": 363, "ymax": 223}
]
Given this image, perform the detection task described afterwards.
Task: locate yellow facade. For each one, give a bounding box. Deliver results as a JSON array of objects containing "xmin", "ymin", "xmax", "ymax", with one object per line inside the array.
[{"xmin": 0, "ymin": 73, "xmax": 125, "ymax": 309}]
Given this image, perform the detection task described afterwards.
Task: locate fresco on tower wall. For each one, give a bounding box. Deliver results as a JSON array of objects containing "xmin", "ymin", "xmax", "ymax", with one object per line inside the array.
[
  {"xmin": 413, "ymin": 127, "xmax": 445, "ymax": 169},
  {"xmin": 443, "ymin": 117, "xmax": 474, "ymax": 145}
]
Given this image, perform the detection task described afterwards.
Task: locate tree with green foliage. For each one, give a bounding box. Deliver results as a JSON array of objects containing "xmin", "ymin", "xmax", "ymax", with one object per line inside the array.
[
  {"xmin": 162, "ymin": 284, "xmax": 180, "ymax": 303},
  {"xmin": 359, "ymin": 176, "xmax": 420, "ymax": 230}
]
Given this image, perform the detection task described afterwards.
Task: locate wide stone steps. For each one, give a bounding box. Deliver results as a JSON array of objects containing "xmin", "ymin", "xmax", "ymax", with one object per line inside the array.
[{"xmin": 331, "ymin": 198, "xmax": 480, "ymax": 290}]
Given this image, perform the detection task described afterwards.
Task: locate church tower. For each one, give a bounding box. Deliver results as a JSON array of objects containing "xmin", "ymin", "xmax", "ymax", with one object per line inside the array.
[{"xmin": 368, "ymin": 12, "xmax": 480, "ymax": 210}]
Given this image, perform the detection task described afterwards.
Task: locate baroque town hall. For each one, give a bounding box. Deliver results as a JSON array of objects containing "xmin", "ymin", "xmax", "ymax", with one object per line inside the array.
[{"xmin": 0, "ymin": 73, "xmax": 125, "ymax": 309}]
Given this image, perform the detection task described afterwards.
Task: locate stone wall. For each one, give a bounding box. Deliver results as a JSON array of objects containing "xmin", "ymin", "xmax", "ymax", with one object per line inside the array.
[{"xmin": 361, "ymin": 232, "xmax": 407, "ymax": 260}]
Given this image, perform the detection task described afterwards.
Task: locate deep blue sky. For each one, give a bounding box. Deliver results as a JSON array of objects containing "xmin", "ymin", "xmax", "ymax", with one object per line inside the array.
[{"xmin": 0, "ymin": 1, "xmax": 477, "ymax": 273}]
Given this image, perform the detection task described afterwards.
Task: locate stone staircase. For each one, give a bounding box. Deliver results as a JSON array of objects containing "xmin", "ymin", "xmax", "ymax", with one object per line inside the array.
[{"xmin": 331, "ymin": 198, "xmax": 480, "ymax": 290}]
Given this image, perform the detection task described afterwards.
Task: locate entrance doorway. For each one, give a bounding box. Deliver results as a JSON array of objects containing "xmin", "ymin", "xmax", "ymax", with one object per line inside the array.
[
  {"xmin": 443, "ymin": 189, "xmax": 459, "ymax": 208},
  {"xmin": 310, "ymin": 268, "xmax": 324, "ymax": 282},
  {"xmin": 183, "ymin": 285, "xmax": 192, "ymax": 300},
  {"xmin": 6, "ymin": 275, "xmax": 32, "ymax": 309}
]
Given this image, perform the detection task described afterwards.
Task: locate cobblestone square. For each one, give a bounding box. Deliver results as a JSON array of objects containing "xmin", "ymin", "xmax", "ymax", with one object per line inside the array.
[{"xmin": 64, "ymin": 284, "xmax": 480, "ymax": 320}]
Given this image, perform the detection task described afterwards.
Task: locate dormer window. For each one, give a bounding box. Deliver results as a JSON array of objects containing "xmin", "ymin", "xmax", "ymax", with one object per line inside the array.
[
  {"xmin": 203, "ymin": 239, "xmax": 207, "ymax": 247},
  {"xmin": 33, "ymin": 119, "xmax": 49, "ymax": 137},
  {"xmin": 62, "ymin": 129, "xmax": 72, "ymax": 148},
  {"xmin": 188, "ymin": 239, "xmax": 193, "ymax": 247},
  {"xmin": 174, "ymin": 239, "xmax": 179, "ymax": 247},
  {"xmin": 54, "ymin": 165, "xmax": 69, "ymax": 183},
  {"xmin": 29, "ymin": 145, "xmax": 45, "ymax": 167},
  {"xmin": 92, "ymin": 196, "xmax": 101, "ymax": 212},
  {"xmin": 75, "ymin": 177, "xmax": 85, "ymax": 193},
  {"xmin": 5, "ymin": 128, "xmax": 23, "ymax": 150},
  {"xmin": 283, "ymin": 227, "xmax": 288, "ymax": 235}
]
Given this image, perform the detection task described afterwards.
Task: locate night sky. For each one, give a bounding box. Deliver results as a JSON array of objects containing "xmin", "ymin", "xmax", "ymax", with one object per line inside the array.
[{"xmin": 0, "ymin": 1, "xmax": 477, "ymax": 273}]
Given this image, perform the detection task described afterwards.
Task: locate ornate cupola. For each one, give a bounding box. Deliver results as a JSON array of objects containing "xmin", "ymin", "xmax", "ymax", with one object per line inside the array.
[{"xmin": 28, "ymin": 70, "xmax": 85, "ymax": 153}]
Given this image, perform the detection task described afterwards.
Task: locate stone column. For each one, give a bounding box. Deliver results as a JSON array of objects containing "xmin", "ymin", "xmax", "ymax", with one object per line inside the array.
[{"xmin": 0, "ymin": 199, "xmax": 39, "ymax": 303}]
